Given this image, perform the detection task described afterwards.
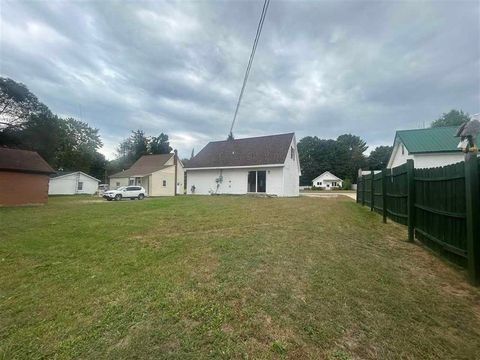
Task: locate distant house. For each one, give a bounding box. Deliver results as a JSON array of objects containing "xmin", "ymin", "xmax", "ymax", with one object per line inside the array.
[
  {"xmin": 185, "ymin": 133, "xmax": 300, "ymax": 196},
  {"xmin": 49, "ymin": 171, "xmax": 100, "ymax": 195},
  {"xmin": 109, "ymin": 152, "xmax": 184, "ymax": 196},
  {"xmin": 311, "ymin": 171, "xmax": 343, "ymax": 190},
  {"xmin": 0, "ymin": 148, "xmax": 54, "ymax": 206},
  {"xmin": 387, "ymin": 126, "xmax": 478, "ymax": 169}
]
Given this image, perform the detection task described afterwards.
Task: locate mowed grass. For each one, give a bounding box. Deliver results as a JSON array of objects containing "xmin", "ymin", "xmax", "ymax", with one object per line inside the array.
[{"xmin": 1, "ymin": 196, "xmax": 479, "ymax": 359}]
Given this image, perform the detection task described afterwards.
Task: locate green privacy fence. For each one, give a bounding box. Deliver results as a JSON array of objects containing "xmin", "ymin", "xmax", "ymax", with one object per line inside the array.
[{"xmin": 357, "ymin": 155, "xmax": 480, "ymax": 285}]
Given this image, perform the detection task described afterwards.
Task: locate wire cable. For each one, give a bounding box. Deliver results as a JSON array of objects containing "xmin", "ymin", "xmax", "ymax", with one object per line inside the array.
[{"xmin": 228, "ymin": 0, "xmax": 270, "ymax": 139}]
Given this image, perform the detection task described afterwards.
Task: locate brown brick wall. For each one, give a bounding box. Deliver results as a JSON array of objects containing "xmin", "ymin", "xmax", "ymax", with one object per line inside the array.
[{"xmin": 0, "ymin": 171, "xmax": 50, "ymax": 206}]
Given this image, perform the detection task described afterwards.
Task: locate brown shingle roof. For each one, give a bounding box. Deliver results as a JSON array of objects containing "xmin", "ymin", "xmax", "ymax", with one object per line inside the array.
[
  {"xmin": 0, "ymin": 148, "xmax": 55, "ymax": 174},
  {"xmin": 186, "ymin": 133, "xmax": 295, "ymax": 169},
  {"xmin": 110, "ymin": 153, "xmax": 173, "ymax": 178}
]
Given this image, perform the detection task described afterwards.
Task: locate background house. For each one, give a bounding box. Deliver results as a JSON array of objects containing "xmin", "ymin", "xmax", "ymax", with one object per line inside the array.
[
  {"xmin": 0, "ymin": 148, "xmax": 55, "ymax": 206},
  {"xmin": 387, "ymin": 126, "xmax": 478, "ymax": 168},
  {"xmin": 109, "ymin": 152, "xmax": 184, "ymax": 196},
  {"xmin": 49, "ymin": 171, "xmax": 100, "ymax": 195},
  {"xmin": 311, "ymin": 171, "xmax": 343, "ymax": 190},
  {"xmin": 185, "ymin": 133, "xmax": 300, "ymax": 196}
]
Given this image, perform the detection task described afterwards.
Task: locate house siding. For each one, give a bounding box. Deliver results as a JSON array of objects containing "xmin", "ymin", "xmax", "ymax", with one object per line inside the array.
[
  {"xmin": 282, "ymin": 137, "xmax": 300, "ymax": 196},
  {"xmin": 0, "ymin": 171, "xmax": 49, "ymax": 206},
  {"xmin": 48, "ymin": 173, "xmax": 99, "ymax": 195},
  {"xmin": 388, "ymin": 141, "xmax": 466, "ymax": 169},
  {"xmin": 186, "ymin": 167, "xmax": 285, "ymax": 195}
]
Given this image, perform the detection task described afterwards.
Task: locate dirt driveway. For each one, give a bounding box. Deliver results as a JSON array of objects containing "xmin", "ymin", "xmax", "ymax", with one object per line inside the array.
[{"xmin": 300, "ymin": 191, "xmax": 356, "ymax": 200}]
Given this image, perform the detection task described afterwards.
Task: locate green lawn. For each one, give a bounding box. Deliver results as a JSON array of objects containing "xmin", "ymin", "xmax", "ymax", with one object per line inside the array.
[{"xmin": 1, "ymin": 196, "xmax": 479, "ymax": 359}]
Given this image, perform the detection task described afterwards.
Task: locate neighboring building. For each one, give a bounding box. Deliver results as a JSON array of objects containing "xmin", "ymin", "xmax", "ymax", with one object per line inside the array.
[
  {"xmin": 387, "ymin": 126, "xmax": 478, "ymax": 169},
  {"xmin": 0, "ymin": 148, "xmax": 54, "ymax": 206},
  {"xmin": 109, "ymin": 152, "xmax": 184, "ymax": 196},
  {"xmin": 185, "ymin": 133, "xmax": 300, "ymax": 196},
  {"xmin": 48, "ymin": 171, "xmax": 101, "ymax": 195},
  {"xmin": 311, "ymin": 171, "xmax": 343, "ymax": 190}
]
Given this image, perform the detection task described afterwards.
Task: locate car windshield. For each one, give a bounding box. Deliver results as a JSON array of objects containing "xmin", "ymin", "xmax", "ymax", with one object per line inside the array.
[{"xmin": 117, "ymin": 186, "xmax": 126, "ymax": 191}]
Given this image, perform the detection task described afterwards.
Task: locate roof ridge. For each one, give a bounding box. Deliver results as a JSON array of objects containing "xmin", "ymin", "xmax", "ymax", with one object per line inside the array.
[{"xmin": 208, "ymin": 132, "xmax": 294, "ymax": 144}]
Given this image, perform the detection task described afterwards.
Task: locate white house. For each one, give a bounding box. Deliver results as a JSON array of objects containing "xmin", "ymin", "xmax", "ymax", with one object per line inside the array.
[
  {"xmin": 311, "ymin": 171, "xmax": 343, "ymax": 190},
  {"xmin": 109, "ymin": 152, "xmax": 184, "ymax": 196},
  {"xmin": 387, "ymin": 126, "xmax": 478, "ymax": 169},
  {"xmin": 185, "ymin": 133, "xmax": 300, "ymax": 197},
  {"xmin": 48, "ymin": 171, "xmax": 100, "ymax": 195}
]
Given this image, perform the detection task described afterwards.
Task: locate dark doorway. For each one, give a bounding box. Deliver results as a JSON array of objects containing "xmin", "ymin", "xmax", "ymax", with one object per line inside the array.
[
  {"xmin": 248, "ymin": 171, "xmax": 256, "ymax": 192},
  {"xmin": 257, "ymin": 171, "xmax": 266, "ymax": 193},
  {"xmin": 247, "ymin": 171, "xmax": 266, "ymax": 193}
]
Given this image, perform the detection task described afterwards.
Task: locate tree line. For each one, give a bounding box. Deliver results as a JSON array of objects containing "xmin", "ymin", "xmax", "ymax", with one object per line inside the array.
[
  {"xmin": 0, "ymin": 77, "xmax": 470, "ymax": 186},
  {"xmin": 0, "ymin": 77, "xmax": 173, "ymax": 182},
  {"xmin": 297, "ymin": 109, "xmax": 471, "ymax": 186}
]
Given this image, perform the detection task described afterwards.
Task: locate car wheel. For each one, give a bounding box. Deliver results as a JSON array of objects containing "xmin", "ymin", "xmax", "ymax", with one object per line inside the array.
[
  {"xmin": 138, "ymin": 193, "xmax": 145, "ymax": 200},
  {"xmin": 115, "ymin": 194, "xmax": 122, "ymax": 201},
  {"xmin": 106, "ymin": 198, "xmax": 112, "ymax": 201}
]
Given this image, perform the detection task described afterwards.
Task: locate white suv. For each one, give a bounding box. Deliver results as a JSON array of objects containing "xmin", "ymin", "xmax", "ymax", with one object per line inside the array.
[{"xmin": 103, "ymin": 186, "xmax": 146, "ymax": 201}]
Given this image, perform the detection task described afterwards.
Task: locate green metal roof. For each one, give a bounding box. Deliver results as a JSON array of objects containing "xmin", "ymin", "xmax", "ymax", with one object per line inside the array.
[{"xmin": 395, "ymin": 126, "xmax": 479, "ymax": 154}]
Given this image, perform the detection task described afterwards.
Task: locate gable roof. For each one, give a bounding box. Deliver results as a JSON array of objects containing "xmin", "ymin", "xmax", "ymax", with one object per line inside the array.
[
  {"xmin": 110, "ymin": 153, "xmax": 173, "ymax": 178},
  {"xmin": 394, "ymin": 126, "xmax": 480, "ymax": 154},
  {"xmin": 0, "ymin": 147, "xmax": 55, "ymax": 174},
  {"xmin": 312, "ymin": 171, "xmax": 342, "ymax": 182},
  {"xmin": 185, "ymin": 133, "xmax": 295, "ymax": 169},
  {"xmin": 50, "ymin": 171, "xmax": 101, "ymax": 182}
]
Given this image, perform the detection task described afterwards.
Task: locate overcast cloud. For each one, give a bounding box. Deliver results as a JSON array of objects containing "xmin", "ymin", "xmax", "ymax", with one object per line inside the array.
[{"xmin": 1, "ymin": 0, "xmax": 479, "ymax": 159}]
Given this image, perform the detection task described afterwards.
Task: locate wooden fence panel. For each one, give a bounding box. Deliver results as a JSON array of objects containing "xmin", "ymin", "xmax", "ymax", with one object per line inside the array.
[
  {"xmin": 364, "ymin": 174, "xmax": 372, "ymax": 208},
  {"xmin": 356, "ymin": 157, "xmax": 480, "ymax": 284},
  {"xmin": 372, "ymin": 172, "xmax": 383, "ymax": 215},
  {"xmin": 385, "ymin": 163, "xmax": 408, "ymax": 225},
  {"xmin": 414, "ymin": 162, "xmax": 467, "ymax": 266}
]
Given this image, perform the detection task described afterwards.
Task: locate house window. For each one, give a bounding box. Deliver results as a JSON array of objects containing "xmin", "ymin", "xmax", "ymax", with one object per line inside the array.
[
  {"xmin": 291, "ymin": 146, "xmax": 295, "ymax": 160},
  {"xmin": 163, "ymin": 180, "xmax": 167, "ymax": 187},
  {"xmin": 332, "ymin": 181, "xmax": 337, "ymax": 187},
  {"xmin": 401, "ymin": 144, "xmax": 405, "ymax": 155},
  {"xmin": 247, "ymin": 171, "xmax": 266, "ymax": 193},
  {"xmin": 116, "ymin": 182, "xmax": 120, "ymax": 187},
  {"xmin": 129, "ymin": 179, "xmax": 134, "ymax": 185},
  {"xmin": 317, "ymin": 181, "xmax": 321, "ymax": 186},
  {"xmin": 77, "ymin": 181, "xmax": 83, "ymax": 191}
]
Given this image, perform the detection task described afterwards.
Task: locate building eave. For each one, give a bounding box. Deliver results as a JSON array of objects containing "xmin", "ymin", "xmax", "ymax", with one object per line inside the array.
[{"xmin": 185, "ymin": 164, "xmax": 285, "ymax": 171}]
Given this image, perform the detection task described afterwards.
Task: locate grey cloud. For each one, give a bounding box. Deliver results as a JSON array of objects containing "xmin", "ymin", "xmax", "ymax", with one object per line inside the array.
[{"xmin": 1, "ymin": 0, "xmax": 478, "ymax": 159}]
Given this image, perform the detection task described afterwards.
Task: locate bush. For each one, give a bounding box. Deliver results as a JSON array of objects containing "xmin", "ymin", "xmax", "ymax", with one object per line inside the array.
[{"xmin": 342, "ymin": 178, "xmax": 352, "ymax": 190}]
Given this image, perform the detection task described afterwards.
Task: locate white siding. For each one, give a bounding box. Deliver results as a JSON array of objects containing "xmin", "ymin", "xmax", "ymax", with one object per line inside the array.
[
  {"xmin": 282, "ymin": 137, "xmax": 300, "ymax": 196},
  {"xmin": 186, "ymin": 167, "xmax": 285, "ymax": 196},
  {"xmin": 49, "ymin": 172, "xmax": 99, "ymax": 195},
  {"xmin": 388, "ymin": 141, "xmax": 465, "ymax": 169}
]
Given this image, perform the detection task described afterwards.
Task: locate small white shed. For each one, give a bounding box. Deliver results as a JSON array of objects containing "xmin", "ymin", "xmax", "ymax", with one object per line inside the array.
[
  {"xmin": 311, "ymin": 171, "xmax": 343, "ymax": 190},
  {"xmin": 48, "ymin": 171, "xmax": 100, "ymax": 195}
]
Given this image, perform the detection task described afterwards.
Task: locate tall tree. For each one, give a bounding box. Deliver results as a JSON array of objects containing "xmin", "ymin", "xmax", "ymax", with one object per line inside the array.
[
  {"xmin": 149, "ymin": 133, "xmax": 172, "ymax": 154},
  {"xmin": 368, "ymin": 145, "xmax": 393, "ymax": 170},
  {"xmin": 336, "ymin": 134, "xmax": 368, "ymax": 181},
  {"xmin": 298, "ymin": 136, "xmax": 351, "ymax": 185},
  {"xmin": 0, "ymin": 77, "xmax": 49, "ymax": 129},
  {"xmin": 431, "ymin": 109, "xmax": 470, "ymax": 128}
]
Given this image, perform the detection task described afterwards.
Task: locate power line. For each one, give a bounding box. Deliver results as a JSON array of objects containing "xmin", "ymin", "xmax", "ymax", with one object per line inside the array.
[{"xmin": 228, "ymin": 0, "xmax": 270, "ymax": 139}]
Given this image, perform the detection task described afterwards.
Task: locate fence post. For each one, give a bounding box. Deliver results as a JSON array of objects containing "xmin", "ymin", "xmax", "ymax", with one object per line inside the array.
[
  {"xmin": 465, "ymin": 153, "xmax": 480, "ymax": 285},
  {"xmin": 382, "ymin": 168, "xmax": 387, "ymax": 223},
  {"xmin": 370, "ymin": 170, "xmax": 374, "ymax": 211},
  {"xmin": 406, "ymin": 159, "xmax": 415, "ymax": 242},
  {"xmin": 361, "ymin": 175, "xmax": 365, "ymax": 206},
  {"xmin": 356, "ymin": 177, "xmax": 360, "ymax": 203}
]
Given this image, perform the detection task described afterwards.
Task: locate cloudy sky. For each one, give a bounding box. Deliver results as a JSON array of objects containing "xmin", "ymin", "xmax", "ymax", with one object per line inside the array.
[{"xmin": 1, "ymin": 0, "xmax": 479, "ymax": 159}]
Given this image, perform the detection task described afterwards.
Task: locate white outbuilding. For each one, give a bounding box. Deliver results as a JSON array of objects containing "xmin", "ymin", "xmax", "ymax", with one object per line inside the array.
[
  {"xmin": 185, "ymin": 133, "xmax": 301, "ymax": 197},
  {"xmin": 311, "ymin": 171, "xmax": 343, "ymax": 190},
  {"xmin": 48, "ymin": 171, "xmax": 100, "ymax": 195}
]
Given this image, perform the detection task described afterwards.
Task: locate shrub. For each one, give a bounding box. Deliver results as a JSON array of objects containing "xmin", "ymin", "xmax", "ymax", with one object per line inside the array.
[{"xmin": 342, "ymin": 178, "xmax": 352, "ymax": 190}]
